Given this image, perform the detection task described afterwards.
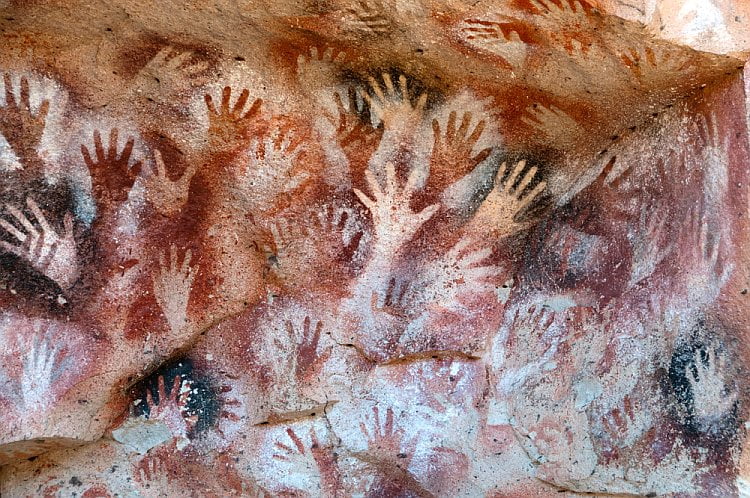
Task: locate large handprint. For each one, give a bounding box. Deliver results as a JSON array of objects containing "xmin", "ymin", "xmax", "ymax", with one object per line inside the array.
[
  {"xmin": 134, "ymin": 46, "xmax": 210, "ymax": 101},
  {"xmin": 205, "ymin": 86, "xmax": 262, "ymax": 152},
  {"xmin": 81, "ymin": 129, "xmax": 142, "ymax": 209},
  {"xmin": 470, "ymin": 160, "xmax": 546, "ymax": 237},
  {"xmin": 0, "ymin": 197, "xmax": 78, "ymax": 290},
  {"xmin": 146, "ymin": 374, "xmax": 198, "ymax": 445},
  {"xmin": 0, "ymin": 73, "xmax": 49, "ymax": 171},
  {"xmin": 325, "ymin": 88, "xmax": 384, "ymax": 169},
  {"xmin": 354, "ymin": 162, "xmax": 439, "ymax": 257},
  {"xmin": 144, "ymin": 150, "xmax": 197, "ymax": 217},
  {"xmin": 431, "ymin": 111, "xmax": 492, "ymax": 188}
]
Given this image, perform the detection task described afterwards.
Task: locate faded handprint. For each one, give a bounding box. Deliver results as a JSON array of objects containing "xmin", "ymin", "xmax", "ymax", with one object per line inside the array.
[
  {"xmin": 0, "ymin": 73, "xmax": 49, "ymax": 166},
  {"xmin": 345, "ymin": 0, "xmax": 390, "ymax": 34},
  {"xmin": 81, "ymin": 129, "xmax": 143, "ymax": 208},
  {"xmin": 243, "ymin": 126, "xmax": 309, "ymax": 211},
  {"xmin": 146, "ymin": 374, "xmax": 198, "ymax": 442},
  {"xmin": 134, "ymin": 454, "xmax": 171, "ymax": 496},
  {"xmin": 371, "ymin": 276, "xmax": 412, "ymax": 317},
  {"xmin": 359, "ymin": 406, "xmax": 418, "ymax": 465},
  {"xmin": 680, "ymin": 204, "xmax": 732, "ymax": 306},
  {"xmin": 273, "ymin": 427, "xmax": 343, "ymax": 494},
  {"xmin": 431, "ymin": 111, "xmax": 492, "ymax": 187},
  {"xmin": 360, "ymin": 73, "xmax": 427, "ymax": 130},
  {"xmin": 531, "ymin": 0, "xmax": 589, "ymax": 19},
  {"xmin": 521, "ymin": 104, "xmax": 582, "ymax": 148},
  {"xmin": 688, "ymin": 345, "xmax": 737, "ymax": 427},
  {"xmin": 628, "ymin": 200, "xmax": 674, "ymax": 288},
  {"xmin": 297, "ymin": 46, "xmax": 346, "ymax": 87},
  {"xmin": 599, "ymin": 395, "xmax": 652, "ymax": 456},
  {"xmin": 411, "ymin": 236, "xmax": 505, "ymax": 314},
  {"xmin": 459, "ymin": 18, "xmax": 528, "ymax": 69},
  {"xmin": 152, "ymin": 245, "xmax": 198, "ymax": 338},
  {"xmin": 354, "ymin": 162, "xmax": 439, "ymax": 257},
  {"xmin": 21, "ymin": 324, "xmax": 63, "ymax": 412},
  {"xmin": 470, "ymin": 160, "xmax": 546, "ymax": 237},
  {"xmin": 0, "ymin": 197, "xmax": 79, "ymax": 289},
  {"xmin": 204, "ymin": 86, "xmax": 262, "ymax": 151},
  {"xmin": 144, "ymin": 150, "xmax": 197, "ymax": 217},
  {"xmin": 135, "ymin": 46, "xmax": 210, "ymax": 99},
  {"xmin": 619, "ymin": 45, "xmax": 692, "ymax": 83}
]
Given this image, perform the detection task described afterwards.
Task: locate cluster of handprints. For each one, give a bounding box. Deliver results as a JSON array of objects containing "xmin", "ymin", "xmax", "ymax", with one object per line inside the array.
[{"xmin": 0, "ymin": 34, "xmax": 742, "ymax": 496}]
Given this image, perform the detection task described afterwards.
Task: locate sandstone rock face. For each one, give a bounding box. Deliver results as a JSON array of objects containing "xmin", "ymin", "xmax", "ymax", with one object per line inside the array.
[{"xmin": 0, "ymin": 0, "xmax": 749, "ymax": 496}]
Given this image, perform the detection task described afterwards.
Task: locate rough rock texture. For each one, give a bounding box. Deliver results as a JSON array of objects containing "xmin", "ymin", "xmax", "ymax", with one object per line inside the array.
[{"xmin": 0, "ymin": 0, "xmax": 749, "ymax": 496}]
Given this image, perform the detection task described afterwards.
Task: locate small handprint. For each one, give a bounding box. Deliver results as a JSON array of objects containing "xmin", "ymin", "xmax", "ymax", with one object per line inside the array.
[
  {"xmin": 431, "ymin": 111, "xmax": 492, "ymax": 187},
  {"xmin": 146, "ymin": 374, "xmax": 198, "ymax": 441},
  {"xmin": 688, "ymin": 345, "xmax": 737, "ymax": 426},
  {"xmin": 359, "ymin": 406, "xmax": 417, "ymax": 464},
  {"xmin": 0, "ymin": 197, "xmax": 78, "ymax": 289},
  {"xmin": 619, "ymin": 45, "xmax": 692, "ymax": 83},
  {"xmin": 21, "ymin": 324, "xmax": 64, "ymax": 412},
  {"xmin": 0, "ymin": 73, "xmax": 49, "ymax": 164},
  {"xmin": 354, "ymin": 162, "xmax": 439, "ymax": 256},
  {"xmin": 345, "ymin": 0, "xmax": 390, "ymax": 34},
  {"xmin": 135, "ymin": 454, "xmax": 171, "ymax": 495},
  {"xmin": 285, "ymin": 316, "xmax": 331, "ymax": 381},
  {"xmin": 371, "ymin": 276, "xmax": 412, "ymax": 317},
  {"xmin": 627, "ymin": 200, "xmax": 674, "ymax": 288},
  {"xmin": 471, "ymin": 160, "xmax": 546, "ymax": 237},
  {"xmin": 143, "ymin": 150, "xmax": 197, "ymax": 217},
  {"xmin": 152, "ymin": 245, "xmax": 198, "ymax": 338},
  {"xmin": 273, "ymin": 426, "xmax": 342, "ymax": 492},
  {"xmin": 531, "ymin": 0, "xmax": 588, "ymax": 19},
  {"xmin": 204, "ymin": 86, "xmax": 262, "ymax": 151},
  {"xmin": 81, "ymin": 129, "xmax": 143, "ymax": 208},
  {"xmin": 243, "ymin": 126, "xmax": 309, "ymax": 211},
  {"xmin": 521, "ymin": 104, "xmax": 582, "ymax": 148},
  {"xmin": 360, "ymin": 73, "xmax": 427, "ymax": 130},
  {"xmin": 600, "ymin": 395, "xmax": 650, "ymax": 452}
]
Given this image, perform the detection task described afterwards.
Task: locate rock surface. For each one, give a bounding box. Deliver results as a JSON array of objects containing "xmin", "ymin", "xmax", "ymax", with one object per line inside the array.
[{"xmin": 0, "ymin": 0, "xmax": 749, "ymax": 496}]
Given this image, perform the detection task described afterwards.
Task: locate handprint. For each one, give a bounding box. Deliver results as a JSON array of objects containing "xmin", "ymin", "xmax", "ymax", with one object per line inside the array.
[
  {"xmin": 688, "ymin": 345, "xmax": 737, "ymax": 426},
  {"xmin": 371, "ymin": 276, "xmax": 412, "ymax": 317},
  {"xmin": 627, "ymin": 200, "xmax": 674, "ymax": 288},
  {"xmin": 152, "ymin": 245, "xmax": 198, "ymax": 338},
  {"xmin": 360, "ymin": 73, "xmax": 427, "ymax": 130},
  {"xmin": 619, "ymin": 45, "xmax": 692, "ymax": 83},
  {"xmin": 243, "ymin": 126, "xmax": 309, "ymax": 212},
  {"xmin": 285, "ymin": 316, "xmax": 331, "ymax": 381},
  {"xmin": 204, "ymin": 86, "xmax": 262, "ymax": 151},
  {"xmin": 273, "ymin": 427, "xmax": 343, "ymax": 494},
  {"xmin": 146, "ymin": 374, "xmax": 198, "ymax": 441},
  {"xmin": 144, "ymin": 150, "xmax": 197, "ymax": 217},
  {"xmin": 431, "ymin": 111, "xmax": 492, "ymax": 188},
  {"xmin": 354, "ymin": 162, "xmax": 439, "ymax": 256},
  {"xmin": 135, "ymin": 454, "xmax": 171, "ymax": 495},
  {"xmin": 135, "ymin": 46, "xmax": 210, "ymax": 99},
  {"xmin": 81, "ymin": 129, "xmax": 143, "ymax": 208},
  {"xmin": 531, "ymin": 0, "xmax": 588, "ymax": 19},
  {"xmin": 345, "ymin": 0, "xmax": 390, "ymax": 34},
  {"xmin": 521, "ymin": 104, "xmax": 582, "ymax": 148},
  {"xmin": 326, "ymin": 88, "xmax": 384, "ymax": 168},
  {"xmin": 0, "ymin": 73, "xmax": 49, "ymax": 167},
  {"xmin": 459, "ymin": 19, "xmax": 528, "ymax": 69},
  {"xmin": 470, "ymin": 160, "xmax": 546, "ymax": 237},
  {"xmin": 359, "ymin": 406, "xmax": 418, "ymax": 464},
  {"xmin": 21, "ymin": 324, "xmax": 63, "ymax": 412},
  {"xmin": 296, "ymin": 46, "xmax": 346, "ymax": 87},
  {"xmin": 0, "ymin": 196, "xmax": 79, "ymax": 290},
  {"xmin": 599, "ymin": 395, "xmax": 651, "ymax": 454}
]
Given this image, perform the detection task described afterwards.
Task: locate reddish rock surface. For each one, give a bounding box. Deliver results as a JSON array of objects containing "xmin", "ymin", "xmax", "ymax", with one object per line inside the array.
[{"xmin": 0, "ymin": 0, "xmax": 749, "ymax": 496}]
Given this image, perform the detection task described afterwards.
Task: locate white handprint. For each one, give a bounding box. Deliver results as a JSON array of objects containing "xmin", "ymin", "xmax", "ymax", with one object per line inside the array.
[
  {"xmin": 360, "ymin": 73, "xmax": 427, "ymax": 130},
  {"xmin": 152, "ymin": 245, "xmax": 198, "ymax": 337},
  {"xmin": 0, "ymin": 196, "xmax": 78, "ymax": 289},
  {"xmin": 628, "ymin": 200, "xmax": 674, "ymax": 288},
  {"xmin": 688, "ymin": 345, "xmax": 737, "ymax": 426},
  {"xmin": 144, "ymin": 149, "xmax": 197, "ymax": 217},
  {"xmin": 21, "ymin": 324, "xmax": 64, "ymax": 412},
  {"xmin": 354, "ymin": 162, "xmax": 439, "ymax": 257}
]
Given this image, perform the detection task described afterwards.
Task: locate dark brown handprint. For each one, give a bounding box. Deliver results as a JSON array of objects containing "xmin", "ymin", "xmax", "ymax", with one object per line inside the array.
[
  {"xmin": 204, "ymin": 86, "xmax": 262, "ymax": 152},
  {"xmin": 81, "ymin": 129, "xmax": 142, "ymax": 211},
  {"xmin": 0, "ymin": 74, "xmax": 50, "ymax": 176}
]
